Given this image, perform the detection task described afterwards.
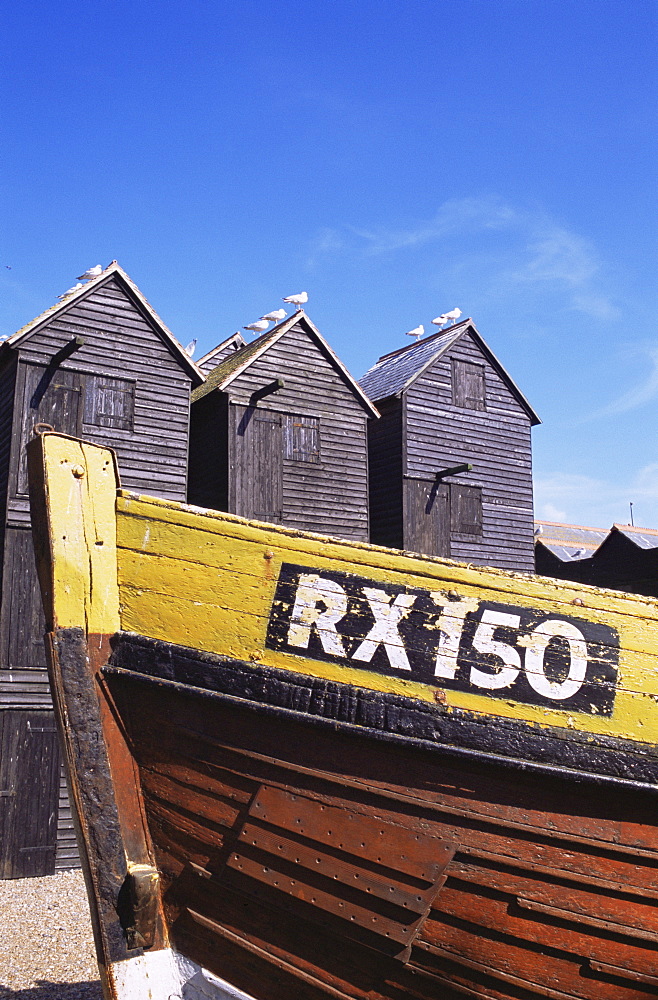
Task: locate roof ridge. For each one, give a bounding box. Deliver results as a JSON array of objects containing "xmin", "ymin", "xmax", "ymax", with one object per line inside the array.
[
  {"xmin": 198, "ymin": 331, "xmax": 246, "ymax": 365},
  {"xmin": 375, "ymin": 318, "xmax": 470, "ymax": 363},
  {"xmin": 613, "ymin": 522, "xmax": 658, "ymax": 534},
  {"xmin": 4, "ymin": 261, "xmax": 204, "ymax": 384},
  {"xmin": 534, "ymin": 520, "xmax": 607, "ymax": 532}
]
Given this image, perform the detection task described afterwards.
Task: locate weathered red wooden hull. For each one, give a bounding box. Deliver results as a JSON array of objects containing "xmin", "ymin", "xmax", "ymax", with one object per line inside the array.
[{"xmin": 102, "ymin": 633, "xmax": 658, "ymax": 1000}]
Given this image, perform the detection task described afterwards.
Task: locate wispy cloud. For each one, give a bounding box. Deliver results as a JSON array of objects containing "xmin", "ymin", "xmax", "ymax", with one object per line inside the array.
[
  {"xmin": 306, "ymin": 227, "xmax": 345, "ymax": 269},
  {"xmin": 509, "ymin": 227, "xmax": 597, "ymax": 286},
  {"xmin": 352, "ymin": 196, "xmax": 517, "ymax": 253},
  {"xmin": 534, "ymin": 463, "xmax": 658, "ymax": 529},
  {"xmin": 308, "ymin": 195, "xmax": 620, "ymax": 322},
  {"xmin": 586, "ymin": 344, "xmax": 658, "ymax": 418}
]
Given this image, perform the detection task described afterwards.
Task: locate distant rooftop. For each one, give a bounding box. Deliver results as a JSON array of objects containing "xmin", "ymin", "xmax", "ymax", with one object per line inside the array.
[
  {"xmin": 534, "ymin": 520, "xmax": 608, "ymax": 561},
  {"xmin": 534, "ymin": 519, "xmax": 658, "ymax": 562},
  {"xmin": 611, "ymin": 523, "xmax": 658, "ymax": 550}
]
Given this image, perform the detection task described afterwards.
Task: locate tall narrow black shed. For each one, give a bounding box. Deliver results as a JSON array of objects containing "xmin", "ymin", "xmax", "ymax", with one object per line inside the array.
[
  {"xmin": 358, "ymin": 319, "xmax": 540, "ymax": 571},
  {"xmin": 189, "ymin": 311, "xmax": 378, "ymax": 541},
  {"xmin": 0, "ymin": 262, "xmax": 202, "ymax": 877}
]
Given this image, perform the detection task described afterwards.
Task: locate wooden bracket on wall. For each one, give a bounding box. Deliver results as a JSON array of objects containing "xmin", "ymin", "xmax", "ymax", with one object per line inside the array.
[
  {"xmin": 435, "ymin": 463, "xmax": 472, "ymax": 480},
  {"xmin": 52, "ymin": 336, "xmax": 85, "ymax": 365},
  {"xmin": 250, "ymin": 378, "xmax": 285, "ymax": 404}
]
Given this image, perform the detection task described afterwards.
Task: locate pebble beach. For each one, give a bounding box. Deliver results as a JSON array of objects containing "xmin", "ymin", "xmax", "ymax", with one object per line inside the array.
[{"xmin": 0, "ymin": 871, "xmax": 102, "ymax": 999}]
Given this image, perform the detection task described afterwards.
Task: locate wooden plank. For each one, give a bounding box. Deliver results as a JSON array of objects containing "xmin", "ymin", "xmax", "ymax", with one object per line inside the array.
[
  {"xmin": 27, "ymin": 431, "xmax": 169, "ymax": 981},
  {"xmin": 112, "ymin": 490, "xmax": 658, "ymax": 747},
  {"xmin": 29, "ymin": 435, "xmax": 119, "ymax": 634},
  {"xmin": 105, "ymin": 669, "xmax": 658, "ymax": 999}
]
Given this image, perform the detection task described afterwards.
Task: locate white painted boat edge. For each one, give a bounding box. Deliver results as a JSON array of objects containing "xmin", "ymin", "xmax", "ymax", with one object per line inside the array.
[{"xmin": 110, "ymin": 947, "xmax": 259, "ymax": 999}]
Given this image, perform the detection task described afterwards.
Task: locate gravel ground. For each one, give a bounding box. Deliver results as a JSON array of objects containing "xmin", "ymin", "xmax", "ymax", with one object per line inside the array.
[{"xmin": 0, "ymin": 870, "xmax": 102, "ymax": 999}]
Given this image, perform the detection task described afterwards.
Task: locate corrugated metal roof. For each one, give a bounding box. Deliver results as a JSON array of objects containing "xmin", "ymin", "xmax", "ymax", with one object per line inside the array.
[
  {"xmin": 535, "ymin": 521, "xmax": 658, "ymax": 561},
  {"xmin": 611, "ymin": 524, "xmax": 658, "ymax": 550},
  {"xmin": 534, "ymin": 520, "xmax": 607, "ymax": 562},
  {"xmin": 358, "ymin": 324, "xmax": 466, "ymax": 401}
]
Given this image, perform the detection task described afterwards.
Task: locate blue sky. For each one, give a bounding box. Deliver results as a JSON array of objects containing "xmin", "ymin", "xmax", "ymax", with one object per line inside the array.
[{"xmin": 2, "ymin": 0, "xmax": 657, "ymax": 529}]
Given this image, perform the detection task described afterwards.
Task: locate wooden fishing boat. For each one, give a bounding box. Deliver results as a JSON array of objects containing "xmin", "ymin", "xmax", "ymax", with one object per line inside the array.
[{"xmin": 28, "ymin": 432, "xmax": 658, "ymax": 1000}]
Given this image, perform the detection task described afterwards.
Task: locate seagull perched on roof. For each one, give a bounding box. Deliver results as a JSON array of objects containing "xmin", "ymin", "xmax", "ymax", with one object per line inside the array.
[
  {"xmin": 77, "ymin": 264, "xmax": 103, "ymax": 281},
  {"xmin": 260, "ymin": 309, "xmax": 287, "ymax": 323},
  {"xmin": 184, "ymin": 339, "xmax": 197, "ymax": 357},
  {"xmin": 58, "ymin": 282, "xmax": 83, "ymax": 300},
  {"xmin": 405, "ymin": 324, "xmax": 425, "ymax": 341},
  {"xmin": 432, "ymin": 307, "xmax": 462, "ymax": 329},
  {"xmin": 282, "ymin": 291, "xmax": 308, "ymax": 309},
  {"xmin": 244, "ymin": 319, "xmax": 271, "ymax": 335}
]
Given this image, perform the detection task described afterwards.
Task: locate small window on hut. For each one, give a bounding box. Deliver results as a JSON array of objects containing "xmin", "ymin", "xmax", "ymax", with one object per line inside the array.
[
  {"xmin": 452, "ymin": 360, "xmax": 486, "ymax": 410},
  {"xmin": 450, "ymin": 484, "xmax": 483, "ymax": 536},
  {"xmin": 84, "ymin": 376, "xmax": 135, "ymax": 431},
  {"xmin": 284, "ymin": 414, "xmax": 320, "ymax": 463}
]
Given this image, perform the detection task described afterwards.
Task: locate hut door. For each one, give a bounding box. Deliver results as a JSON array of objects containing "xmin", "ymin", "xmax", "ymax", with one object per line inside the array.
[
  {"xmin": 234, "ymin": 405, "xmax": 283, "ymax": 523},
  {"xmin": 0, "ymin": 710, "xmax": 59, "ymax": 878},
  {"xmin": 405, "ymin": 479, "xmax": 450, "ymax": 557},
  {"xmin": 3, "ymin": 527, "xmax": 48, "ymax": 668},
  {"xmin": 17, "ymin": 366, "xmax": 82, "ymax": 495}
]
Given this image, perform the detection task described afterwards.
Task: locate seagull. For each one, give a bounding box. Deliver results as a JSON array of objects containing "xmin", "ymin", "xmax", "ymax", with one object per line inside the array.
[
  {"xmin": 77, "ymin": 264, "xmax": 103, "ymax": 281},
  {"xmin": 244, "ymin": 319, "xmax": 271, "ymax": 335},
  {"xmin": 58, "ymin": 283, "xmax": 83, "ymax": 300},
  {"xmin": 445, "ymin": 307, "xmax": 462, "ymax": 324},
  {"xmin": 432, "ymin": 307, "xmax": 462, "ymax": 329},
  {"xmin": 282, "ymin": 292, "xmax": 308, "ymax": 309},
  {"xmin": 184, "ymin": 339, "xmax": 197, "ymax": 357},
  {"xmin": 405, "ymin": 324, "xmax": 425, "ymax": 341},
  {"xmin": 571, "ymin": 548, "xmax": 587, "ymax": 558},
  {"xmin": 534, "ymin": 525, "xmax": 543, "ymax": 536},
  {"xmin": 260, "ymin": 309, "xmax": 287, "ymax": 323}
]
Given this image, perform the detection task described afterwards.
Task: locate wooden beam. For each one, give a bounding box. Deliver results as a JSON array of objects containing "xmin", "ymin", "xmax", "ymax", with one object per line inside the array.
[
  {"xmin": 435, "ymin": 463, "xmax": 472, "ymax": 479},
  {"xmin": 250, "ymin": 378, "xmax": 285, "ymax": 403},
  {"xmin": 27, "ymin": 432, "xmax": 120, "ymax": 633}
]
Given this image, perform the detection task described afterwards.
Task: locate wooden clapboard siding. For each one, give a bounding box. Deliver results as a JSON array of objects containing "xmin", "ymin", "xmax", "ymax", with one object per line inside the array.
[
  {"xmin": 227, "ymin": 323, "xmax": 369, "ymax": 540},
  {"xmin": 191, "ymin": 318, "xmax": 372, "ymax": 541},
  {"xmin": 8, "ymin": 277, "xmax": 192, "ymax": 516},
  {"xmin": 0, "ymin": 267, "xmax": 197, "ymax": 876},
  {"xmin": 55, "ymin": 763, "xmax": 80, "ymax": 870},
  {"xmin": 404, "ymin": 332, "xmax": 534, "ymax": 572},
  {"xmin": 1, "ymin": 527, "xmax": 47, "ymax": 671},
  {"xmin": 361, "ymin": 322, "xmax": 536, "ymax": 573},
  {"xmin": 105, "ymin": 668, "xmax": 658, "ymax": 1000},
  {"xmin": 0, "ymin": 359, "xmax": 17, "ymax": 538}
]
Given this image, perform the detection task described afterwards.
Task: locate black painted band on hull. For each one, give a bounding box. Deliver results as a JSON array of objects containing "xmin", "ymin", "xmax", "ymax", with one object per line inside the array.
[{"xmin": 105, "ymin": 631, "xmax": 658, "ymax": 789}]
